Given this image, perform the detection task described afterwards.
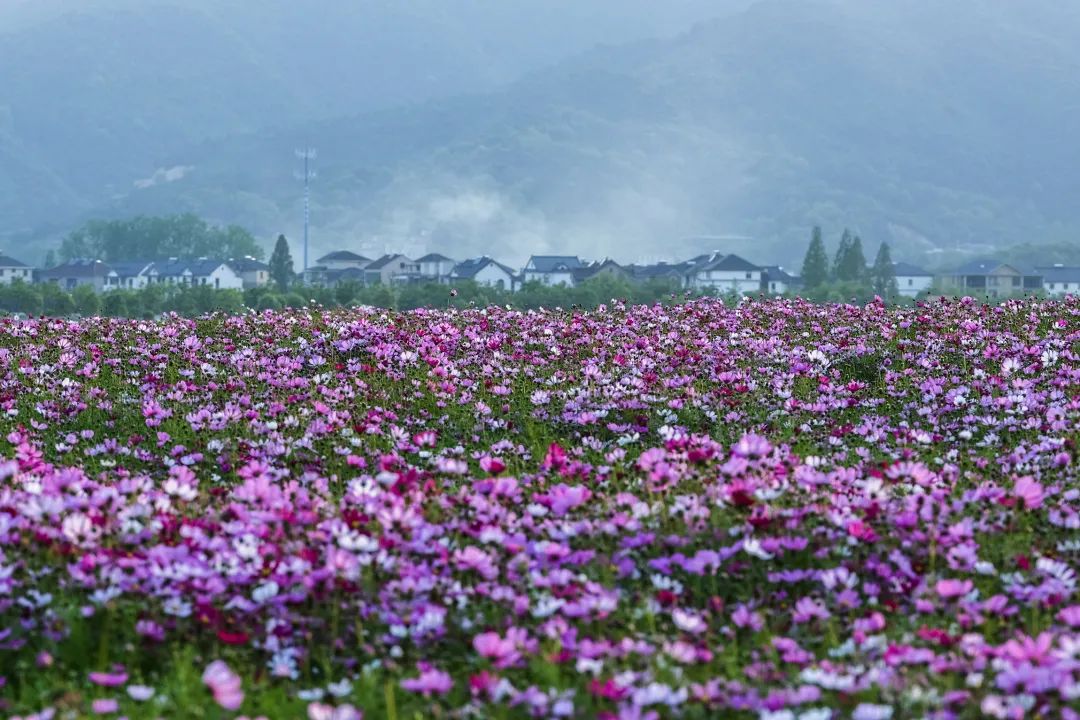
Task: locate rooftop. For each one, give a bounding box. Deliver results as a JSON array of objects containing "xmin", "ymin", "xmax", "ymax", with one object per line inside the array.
[
  {"xmin": 891, "ymin": 261, "xmax": 933, "ymax": 277},
  {"xmin": 451, "ymin": 256, "xmax": 515, "ymax": 279},
  {"xmin": 526, "ymin": 255, "xmax": 583, "ymax": 273},
  {"xmin": 317, "ymin": 250, "xmax": 370, "ymax": 263},
  {"xmin": 0, "ymin": 254, "xmax": 28, "ymax": 268}
]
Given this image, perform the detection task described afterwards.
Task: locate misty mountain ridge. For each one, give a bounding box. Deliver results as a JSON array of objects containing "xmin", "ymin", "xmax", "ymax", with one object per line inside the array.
[{"xmin": 3, "ymin": 0, "xmax": 1079, "ymax": 268}]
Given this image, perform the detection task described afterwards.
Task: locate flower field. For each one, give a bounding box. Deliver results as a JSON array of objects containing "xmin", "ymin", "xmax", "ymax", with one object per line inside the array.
[{"xmin": 1, "ymin": 296, "xmax": 1079, "ymax": 719}]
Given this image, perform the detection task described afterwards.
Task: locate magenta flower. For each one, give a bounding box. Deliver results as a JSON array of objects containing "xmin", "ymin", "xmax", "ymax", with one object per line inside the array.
[
  {"xmin": 202, "ymin": 659, "xmax": 244, "ymax": 710},
  {"xmin": 935, "ymin": 578, "xmax": 974, "ymax": 599},
  {"xmin": 308, "ymin": 702, "xmax": 363, "ymax": 720},
  {"xmin": 88, "ymin": 670, "xmax": 128, "ymax": 687},
  {"xmin": 90, "ymin": 698, "xmax": 118, "ymax": 714},
  {"xmin": 401, "ymin": 664, "xmax": 453, "ymax": 696},
  {"xmin": 1014, "ymin": 476, "xmax": 1044, "ymax": 509}
]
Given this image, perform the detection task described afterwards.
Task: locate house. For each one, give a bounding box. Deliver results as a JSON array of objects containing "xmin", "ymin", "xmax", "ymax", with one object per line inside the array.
[
  {"xmin": 363, "ymin": 254, "xmax": 421, "ymax": 285},
  {"xmin": 522, "ymin": 256, "xmax": 583, "ymax": 286},
  {"xmin": 685, "ymin": 253, "xmax": 762, "ymax": 295},
  {"xmin": 304, "ymin": 251, "xmax": 371, "ymax": 286},
  {"xmin": 316, "ymin": 251, "xmax": 371, "ymax": 271},
  {"xmin": 0, "ymin": 254, "xmax": 33, "ymax": 285},
  {"xmin": 571, "ymin": 259, "xmax": 631, "ymax": 285},
  {"xmin": 37, "ymin": 259, "xmax": 111, "ymax": 292},
  {"xmin": 416, "ymin": 253, "xmax": 457, "ymax": 283},
  {"xmin": 104, "ymin": 261, "xmax": 155, "ymax": 291},
  {"xmin": 450, "ymin": 256, "xmax": 518, "ymax": 291},
  {"xmin": 228, "ymin": 256, "xmax": 271, "ymax": 289},
  {"xmin": 760, "ymin": 266, "xmax": 801, "ymax": 295},
  {"xmin": 628, "ymin": 262, "xmax": 690, "ymax": 285},
  {"xmin": 939, "ymin": 259, "xmax": 1042, "ymax": 298},
  {"xmin": 1037, "ymin": 265, "xmax": 1080, "ymax": 296},
  {"xmin": 148, "ymin": 259, "xmax": 243, "ymax": 290},
  {"xmin": 891, "ymin": 262, "xmax": 934, "ymax": 298}
]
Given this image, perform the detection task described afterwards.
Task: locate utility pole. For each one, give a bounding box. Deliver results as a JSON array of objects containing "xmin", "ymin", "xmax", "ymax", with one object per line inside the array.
[{"xmin": 295, "ymin": 148, "xmax": 317, "ymax": 275}]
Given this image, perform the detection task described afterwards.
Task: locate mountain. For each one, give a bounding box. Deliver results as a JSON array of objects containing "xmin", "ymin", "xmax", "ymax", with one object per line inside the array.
[
  {"xmin": 5, "ymin": 0, "xmax": 1080, "ymax": 267},
  {"xmin": 0, "ymin": 0, "xmax": 745, "ymax": 245}
]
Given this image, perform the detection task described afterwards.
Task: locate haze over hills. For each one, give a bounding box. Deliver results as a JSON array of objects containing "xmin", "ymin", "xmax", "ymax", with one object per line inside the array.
[{"xmin": 3, "ymin": 0, "xmax": 1080, "ymax": 268}]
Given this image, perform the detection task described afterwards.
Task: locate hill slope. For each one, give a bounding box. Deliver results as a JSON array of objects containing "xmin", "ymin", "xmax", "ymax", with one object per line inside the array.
[
  {"xmin": 7, "ymin": 0, "xmax": 1080, "ymax": 266},
  {"xmin": 0, "ymin": 0, "xmax": 742, "ymax": 242}
]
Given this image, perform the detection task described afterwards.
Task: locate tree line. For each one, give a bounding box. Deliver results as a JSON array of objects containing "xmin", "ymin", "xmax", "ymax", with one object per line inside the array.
[
  {"xmin": 799, "ymin": 226, "xmax": 901, "ymax": 302},
  {"xmin": 53, "ymin": 214, "xmax": 264, "ymax": 266},
  {"xmin": 0, "ymin": 275, "xmax": 704, "ymax": 320}
]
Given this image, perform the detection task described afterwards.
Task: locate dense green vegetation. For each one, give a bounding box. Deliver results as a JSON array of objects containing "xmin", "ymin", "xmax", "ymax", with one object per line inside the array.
[
  {"xmin": 0, "ymin": 275, "xmax": 704, "ymax": 319},
  {"xmin": 57, "ymin": 215, "xmax": 264, "ymax": 263}
]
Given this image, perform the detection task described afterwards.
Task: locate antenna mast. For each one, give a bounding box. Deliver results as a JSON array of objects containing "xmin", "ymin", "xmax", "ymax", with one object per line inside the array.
[{"xmin": 295, "ymin": 148, "xmax": 317, "ymax": 275}]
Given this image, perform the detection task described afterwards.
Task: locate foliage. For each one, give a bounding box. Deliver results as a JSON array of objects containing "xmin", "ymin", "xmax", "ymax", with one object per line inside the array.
[
  {"xmin": 58, "ymin": 214, "xmax": 264, "ymax": 264},
  {"xmin": 268, "ymin": 235, "xmax": 295, "ymax": 293},
  {"xmin": 800, "ymin": 226, "xmax": 830, "ymax": 289},
  {"xmin": 870, "ymin": 241, "xmax": 900, "ymax": 299},
  {"xmin": 0, "ymin": 280, "xmax": 43, "ymax": 315}
]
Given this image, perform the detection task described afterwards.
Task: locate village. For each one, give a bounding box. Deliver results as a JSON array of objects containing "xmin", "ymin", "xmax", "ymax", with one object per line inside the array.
[{"xmin": 1, "ymin": 248, "xmax": 1078, "ymax": 300}]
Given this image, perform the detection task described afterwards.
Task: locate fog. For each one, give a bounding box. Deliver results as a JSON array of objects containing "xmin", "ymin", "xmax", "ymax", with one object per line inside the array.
[{"xmin": 2, "ymin": 0, "xmax": 1079, "ymax": 268}]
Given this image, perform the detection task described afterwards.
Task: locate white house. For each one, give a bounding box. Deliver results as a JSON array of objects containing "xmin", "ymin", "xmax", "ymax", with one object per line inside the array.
[
  {"xmin": 416, "ymin": 253, "xmax": 457, "ymax": 282},
  {"xmin": 1037, "ymin": 265, "xmax": 1080, "ymax": 296},
  {"xmin": 0, "ymin": 254, "xmax": 32, "ymax": 285},
  {"xmin": 892, "ymin": 262, "xmax": 935, "ymax": 298},
  {"xmin": 104, "ymin": 261, "xmax": 155, "ymax": 291},
  {"xmin": 760, "ymin": 266, "xmax": 800, "ymax": 295},
  {"xmin": 149, "ymin": 259, "xmax": 243, "ymax": 290},
  {"xmin": 37, "ymin": 259, "xmax": 111, "ymax": 292},
  {"xmin": 305, "ymin": 251, "xmax": 371, "ymax": 286},
  {"xmin": 363, "ymin": 254, "xmax": 421, "ymax": 285},
  {"xmin": 450, "ymin": 256, "xmax": 518, "ymax": 292},
  {"xmin": 686, "ymin": 253, "xmax": 762, "ymax": 295},
  {"xmin": 228, "ymin": 257, "xmax": 271, "ymax": 289},
  {"xmin": 522, "ymin": 256, "xmax": 582, "ymax": 286}
]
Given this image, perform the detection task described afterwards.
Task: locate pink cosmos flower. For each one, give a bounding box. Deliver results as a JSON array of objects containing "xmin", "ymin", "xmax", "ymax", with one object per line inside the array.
[
  {"xmin": 126, "ymin": 685, "xmax": 155, "ymax": 701},
  {"xmin": 400, "ymin": 664, "xmax": 453, "ymax": 696},
  {"xmin": 90, "ymin": 698, "xmax": 118, "ymax": 714},
  {"xmin": 935, "ymin": 578, "xmax": 974, "ymax": 599},
  {"xmin": 473, "ymin": 631, "xmax": 520, "ymax": 667},
  {"xmin": 88, "ymin": 670, "xmax": 128, "ymax": 687},
  {"xmin": 1013, "ymin": 476, "xmax": 1044, "ymax": 509},
  {"xmin": 1057, "ymin": 605, "xmax": 1080, "ymax": 627},
  {"xmin": 308, "ymin": 702, "xmax": 363, "ymax": 720},
  {"xmin": 202, "ymin": 659, "xmax": 244, "ymax": 710}
]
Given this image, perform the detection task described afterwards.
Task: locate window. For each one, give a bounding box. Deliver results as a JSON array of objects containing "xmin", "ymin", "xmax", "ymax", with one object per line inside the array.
[
  {"xmin": 908, "ymin": 279, "xmax": 913, "ymax": 286},
  {"xmin": 1012, "ymin": 276, "xmax": 1020, "ymax": 287},
  {"xmin": 745, "ymin": 272, "xmax": 752, "ymax": 279},
  {"xmin": 1049, "ymin": 283, "xmax": 1056, "ymax": 290},
  {"xmin": 0, "ymin": 269, "xmax": 5, "ymax": 276}
]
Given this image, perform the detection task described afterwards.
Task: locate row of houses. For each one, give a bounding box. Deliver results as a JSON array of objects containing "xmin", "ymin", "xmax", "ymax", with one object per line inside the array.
[
  {"xmin": 0, "ymin": 256, "xmax": 269, "ymax": 292},
  {"xmin": 2, "ymin": 250, "xmax": 1079, "ymax": 300},
  {"xmin": 300, "ymin": 250, "xmax": 807, "ymax": 295}
]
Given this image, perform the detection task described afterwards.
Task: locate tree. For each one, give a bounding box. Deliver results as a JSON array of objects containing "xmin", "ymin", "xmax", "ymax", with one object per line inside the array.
[
  {"xmin": 0, "ymin": 281, "xmax": 43, "ymax": 315},
  {"xmin": 801, "ymin": 226, "xmax": 830, "ymax": 290},
  {"xmin": 59, "ymin": 214, "xmax": 265, "ymax": 263},
  {"xmin": 71, "ymin": 284, "xmax": 101, "ymax": 316},
  {"xmin": 269, "ymin": 235, "xmax": 295, "ymax": 292},
  {"xmin": 43, "ymin": 249, "xmax": 58, "ymax": 269},
  {"xmin": 832, "ymin": 228, "xmax": 852, "ymax": 281},
  {"xmin": 831, "ymin": 229, "xmax": 870, "ymax": 284},
  {"xmin": 101, "ymin": 291, "xmax": 128, "ymax": 317},
  {"xmin": 40, "ymin": 283, "xmax": 74, "ymax": 316},
  {"xmin": 870, "ymin": 242, "xmax": 899, "ymax": 300}
]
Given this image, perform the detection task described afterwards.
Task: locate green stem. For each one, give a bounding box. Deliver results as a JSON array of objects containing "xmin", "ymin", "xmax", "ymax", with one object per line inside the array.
[{"xmin": 385, "ymin": 678, "xmax": 399, "ymax": 720}]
